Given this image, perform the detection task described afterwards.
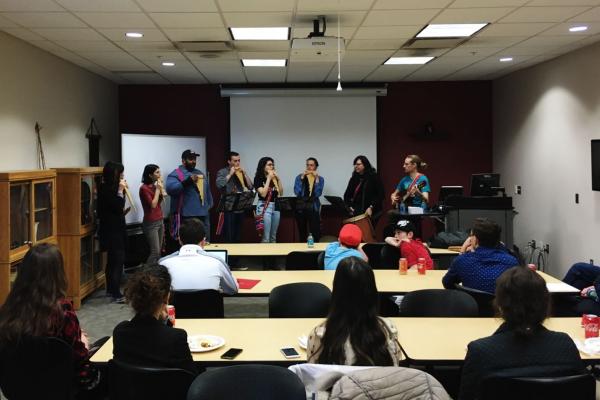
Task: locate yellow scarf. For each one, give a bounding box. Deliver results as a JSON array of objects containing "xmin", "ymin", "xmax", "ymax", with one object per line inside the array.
[
  {"xmin": 307, "ymin": 174, "xmax": 315, "ymax": 196},
  {"xmin": 196, "ymin": 175, "xmax": 204, "ymax": 205},
  {"xmin": 235, "ymin": 170, "xmax": 247, "ymax": 190}
]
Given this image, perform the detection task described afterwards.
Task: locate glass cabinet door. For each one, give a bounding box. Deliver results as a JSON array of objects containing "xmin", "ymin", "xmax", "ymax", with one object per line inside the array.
[
  {"xmin": 10, "ymin": 183, "xmax": 30, "ymax": 249},
  {"xmin": 80, "ymin": 235, "xmax": 93, "ymax": 284},
  {"xmin": 81, "ymin": 176, "xmax": 93, "ymax": 225},
  {"xmin": 34, "ymin": 181, "xmax": 53, "ymax": 241},
  {"xmin": 93, "ymin": 236, "xmax": 103, "ymax": 275}
]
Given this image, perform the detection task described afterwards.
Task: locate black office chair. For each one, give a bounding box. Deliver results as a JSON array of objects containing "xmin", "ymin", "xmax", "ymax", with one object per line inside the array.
[
  {"xmin": 399, "ymin": 289, "xmax": 478, "ymax": 317},
  {"xmin": 285, "ymin": 251, "xmax": 322, "ymax": 270},
  {"xmin": 108, "ymin": 359, "xmax": 196, "ymax": 400},
  {"xmin": 482, "ymin": 373, "xmax": 595, "ymax": 400},
  {"xmin": 453, "ymin": 284, "xmax": 496, "ymax": 317},
  {"xmin": 317, "ymin": 251, "xmax": 325, "ymax": 268},
  {"xmin": 361, "ymin": 242, "xmax": 384, "ymax": 268},
  {"xmin": 0, "ymin": 336, "xmax": 74, "ymax": 400},
  {"xmin": 171, "ymin": 289, "xmax": 224, "ymax": 318},
  {"xmin": 269, "ymin": 282, "xmax": 331, "ymax": 318},
  {"xmin": 379, "ymin": 244, "xmax": 400, "ymax": 269},
  {"xmin": 186, "ymin": 364, "xmax": 306, "ymax": 400}
]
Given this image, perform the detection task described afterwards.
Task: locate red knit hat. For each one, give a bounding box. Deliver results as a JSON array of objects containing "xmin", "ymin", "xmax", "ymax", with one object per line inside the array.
[{"xmin": 339, "ymin": 224, "xmax": 362, "ymax": 247}]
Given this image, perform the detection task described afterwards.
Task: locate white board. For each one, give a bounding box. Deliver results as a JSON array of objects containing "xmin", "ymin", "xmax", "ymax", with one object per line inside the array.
[{"xmin": 121, "ymin": 133, "xmax": 206, "ymax": 224}]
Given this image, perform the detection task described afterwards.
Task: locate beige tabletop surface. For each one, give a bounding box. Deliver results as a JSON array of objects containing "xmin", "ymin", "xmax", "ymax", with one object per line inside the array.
[
  {"xmin": 90, "ymin": 317, "xmax": 594, "ymax": 365},
  {"xmin": 232, "ymin": 270, "xmax": 577, "ymax": 295},
  {"xmin": 204, "ymin": 242, "xmax": 458, "ymax": 257}
]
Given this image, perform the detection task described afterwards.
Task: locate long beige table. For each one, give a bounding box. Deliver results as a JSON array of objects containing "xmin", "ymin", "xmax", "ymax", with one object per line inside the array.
[
  {"xmin": 90, "ymin": 317, "xmax": 596, "ymax": 365},
  {"xmin": 205, "ymin": 242, "xmax": 458, "ymax": 257},
  {"xmin": 233, "ymin": 270, "xmax": 578, "ymax": 295}
]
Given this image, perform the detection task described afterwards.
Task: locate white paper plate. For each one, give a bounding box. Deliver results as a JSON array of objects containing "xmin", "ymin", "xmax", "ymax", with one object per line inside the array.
[
  {"xmin": 188, "ymin": 335, "xmax": 226, "ymax": 352},
  {"xmin": 298, "ymin": 335, "xmax": 308, "ymax": 350}
]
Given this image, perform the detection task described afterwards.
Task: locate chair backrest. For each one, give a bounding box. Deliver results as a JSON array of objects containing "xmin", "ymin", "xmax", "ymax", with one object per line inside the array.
[
  {"xmin": 453, "ymin": 284, "xmax": 496, "ymax": 317},
  {"xmin": 171, "ymin": 289, "xmax": 224, "ymax": 318},
  {"xmin": 0, "ymin": 336, "xmax": 74, "ymax": 400},
  {"xmin": 379, "ymin": 244, "xmax": 400, "ymax": 269},
  {"xmin": 361, "ymin": 243, "xmax": 384, "ymax": 268},
  {"xmin": 269, "ymin": 283, "xmax": 331, "ymax": 318},
  {"xmin": 399, "ymin": 289, "xmax": 479, "ymax": 317},
  {"xmin": 187, "ymin": 364, "xmax": 306, "ymax": 400},
  {"xmin": 108, "ymin": 359, "xmax": 195, "ymax": 400},
  {"xmin": 317, "ymin": 251, "xmax": 325, "ymax": 268},
  {"xmin": 482, "ymin": 374, "xmax": 596, "ymax": 400},
  {"xmin": 285, "ymin": 251, "xmax": 322, "ymax": 270}
]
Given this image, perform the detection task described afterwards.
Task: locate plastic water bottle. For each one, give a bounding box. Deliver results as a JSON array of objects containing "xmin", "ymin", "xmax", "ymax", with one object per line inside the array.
[
  {"xmin": 307, "ymin": 233, "xmax": 315, "ymax": 248},
  {"xmin": 399, "ymin": 202, "xmax": 406, "ymax": 214}
]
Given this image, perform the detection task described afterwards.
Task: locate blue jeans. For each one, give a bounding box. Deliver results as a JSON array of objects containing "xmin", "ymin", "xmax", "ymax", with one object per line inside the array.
[{"xmin": 256, "ymin": 201, "xmax": 280, "ymax": 243}]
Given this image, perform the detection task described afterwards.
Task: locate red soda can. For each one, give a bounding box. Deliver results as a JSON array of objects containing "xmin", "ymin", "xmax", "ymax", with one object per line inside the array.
[
  {"xmin": 167, "ymin": 305, "xmax": 176, "ymax": 326},
  {"xmin": 399, "ymin": 258, "xmax": 408, "ymax": 275},
  {"xmin": 527, "ymin": 263, "xmax": 537, "ymax": 271},
  {"xmin": 583, "ymin": 314, "xmax": 598, "ymax": 327},
  {"xmin": 585, "ymin": 316, "xmax": 600, "ymax": 338},
  {"xmin": 417, "ymin": 257, "xmax": 426, "ymax": 275}
]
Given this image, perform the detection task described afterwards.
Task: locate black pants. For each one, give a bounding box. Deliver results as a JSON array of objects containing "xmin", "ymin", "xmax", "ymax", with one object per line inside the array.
[
  {"xmin": 223, "ymin": 211, "xmax": 244, "ymax": 243},
  {"xmin": 104, "ymin": 235, "xmax": 125, "ymax": 298},
  {"xmin": 295, "ymin": 208, "xmax": 321, "ymax": 242}
]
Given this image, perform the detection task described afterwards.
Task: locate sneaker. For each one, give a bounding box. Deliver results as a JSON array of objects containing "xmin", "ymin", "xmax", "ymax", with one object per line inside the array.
[{"xmin": 112, "ymin": 296, "xmax": 126, "ymax": 304}]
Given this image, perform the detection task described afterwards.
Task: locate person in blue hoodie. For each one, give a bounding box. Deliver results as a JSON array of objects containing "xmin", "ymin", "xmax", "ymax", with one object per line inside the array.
[
  {"xmin": 166, "ymin": 149, "xmax": 213, "ymax": 241},
  {"xmin": 324, "ymin": 224, "xmax": 368, "ymax": 270}
]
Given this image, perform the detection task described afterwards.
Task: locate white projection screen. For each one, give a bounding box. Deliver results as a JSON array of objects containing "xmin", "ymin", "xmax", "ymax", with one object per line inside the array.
[
  {"xmin": 121, "ymin": 133, "xmax": 206, "ymax": 224},
  {"xmin": 230, "ymin": 97, "xmax": 377, "ymax": 203}
]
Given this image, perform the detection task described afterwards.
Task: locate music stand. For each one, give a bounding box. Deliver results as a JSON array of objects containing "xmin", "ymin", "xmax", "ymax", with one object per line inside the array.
[
  {"xmin": 275, "ymin": 196, "xmax": 295, "ymax": 211},
  {"xmin": 324, "ymin": 195, "xmax": 353, "ymax": 216},
  {"xmin": 219, "ymin": 191, "xmax": 255, "ymax": 212}
]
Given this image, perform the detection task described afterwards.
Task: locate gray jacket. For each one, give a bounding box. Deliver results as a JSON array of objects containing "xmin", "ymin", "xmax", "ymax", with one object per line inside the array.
[{"xmin": 215, "ymin": 166, "xmax": 253, "ymax": 194}]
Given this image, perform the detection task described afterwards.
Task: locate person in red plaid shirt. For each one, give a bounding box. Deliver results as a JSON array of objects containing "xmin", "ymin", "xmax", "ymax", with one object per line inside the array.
[{"xmin": 0, "ymin": 243, "xmax": 100, "ymax": 391}]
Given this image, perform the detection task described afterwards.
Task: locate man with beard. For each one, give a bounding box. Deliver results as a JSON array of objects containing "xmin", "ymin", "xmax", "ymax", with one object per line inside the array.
[{"xmin": 167, "ymin": 149, "xmax": 213, "ymax": 241}]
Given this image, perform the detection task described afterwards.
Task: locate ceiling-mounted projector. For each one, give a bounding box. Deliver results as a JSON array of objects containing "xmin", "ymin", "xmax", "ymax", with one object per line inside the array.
[{"xmin": 291, "ymin": 16, "xmax": 345, "ymax": 62}]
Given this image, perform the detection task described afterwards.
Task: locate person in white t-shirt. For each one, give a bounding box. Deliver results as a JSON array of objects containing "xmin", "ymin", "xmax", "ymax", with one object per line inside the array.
[{"xmin": 159, "ymin": 218, "xmax": 238, "ymax": 294}]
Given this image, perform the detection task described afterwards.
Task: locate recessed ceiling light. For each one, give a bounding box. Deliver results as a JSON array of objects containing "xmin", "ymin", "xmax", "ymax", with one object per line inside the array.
[
  {"xmin": 242, "ymin": 59, "xmax": 286, "ymax": 67},
  {"xmin": 569, "ymin": 25, "xmax": 588, "ymax": 32},
  {"xmin": 125, "ymin": 32, "xmax": 143, "ymax": 38},
  {"xmin": 417, "ymin": 23, "xmax": 488, "ymax": 38},
  {"xmin": 499, "ymin": 57, "xmax": 513, "ymax": 62},
  {"xmin": 384, "ymin": 57, "xmax": 434, "ymax": 65},
  {"xmin": 230, "ymin": 27, "xmax": 289, "ymax": 41},
  {"xmin": 161, "ymin": 62, "xmax": 175, "ymax": 67}
]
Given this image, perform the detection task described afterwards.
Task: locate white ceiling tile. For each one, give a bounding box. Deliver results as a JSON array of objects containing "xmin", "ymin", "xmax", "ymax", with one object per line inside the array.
[
  {"xmin": 118, "ymin": 41, "xmax": 177, "ymax": 51},
  {"xmin": 244, "ymin": 67, "xmax": 286, "ymax": 82},
  {"xmin": 354, "ymin": 25, "xmax": 421, "ymax": 39},
  {"xmin": 163, "ymin": 28, "xmax": 231, "ymax": 41},
  {"xmin": 32, "ymin": 27, "xmax": 106, "ymax": 40},
  {"xmin": 432, "ymin": 8, "xmax": 514, "ymax": 23},
  {"xmin": 117, "ymin": 71, "xmax": 169, "ymax": 83},
  {"xmin": 477, "ymin": 23, "xmax": 555, "ymax": 37},
  {"xmin": 466, "ymin": 35, "xmax": 530, "ymax": 47},
  {"xmin": 196, "ymin": 64, "xmax": 246, "ymax": 83},
  {"xmin": 498, "ymin": 45, "xmax": 558, "ymax": 56},
  {"xmin": 292, "ymin": 26, "xmax": 356, "ymax": 39},
  {"xmin": 450, "ymin": 0, "xmax": 528, "ymax": 7},
  {"xmin": 514, "ymin": 34, "xmax": 587, "ymax": 47},
  {"xmin": 149, "ymin": 13, "xmax": 223, "ymax": 28},
  {"xmin": 347, "ymin": 39, "xmax": 405, "ymax": 49},
  {"xmin": 287, "ymin": 62, "xmax": 334, "ymax": 82},
  {"xmin": 184, "ymin": 51, "xmax": 239, "ymax": 61},
  {"xmin": 135, "ymin": 0, "xmax": 217, "ymax": 12},
  {"xmin": 233, "ymin": 40, "xmax": 291, "ymax": 51},
  {"xmin": 343, "ymin": 49, "xmax": 395, "ymax": 65},
  {"xmin": 500, "ymin": 6, "xmax": 591, "ymax": 23},
  {"xmin": 294, "ymin": 11, "xmax": 367, "ymax": 27},
  {"xmin": 374, "ymin": 0, "xmax": 452, "ymax": 9},
  {"xmin": 75, "ymin": 12, "xmax": 155, "ymax": 28},
  {"xmin": 527, "ymin": 0, "xmax": 600, "ymax": 5},
  {"xmin": 3, "ymin": 27, "xmax": 47, "ymax": 40},
  {"xmin": 404, "ymin": 69, "xmax": 453, "ymax": 81},
  {"xmin": 297, "ymin": 0, "xmax": 375, "ymax": 12},
  {"xmin": 192, "ymin": 60, "xmax": 241, "ymax": 68},
  {"xmin": 165, "ymin": 74, "xmax": 209, "ymax": 84},
  {"xmin": 129, "ymin": 51, "xmax": 187, "ymax": 61},
  {"xmin": 98, "ymin": 28, "xmax": 169, "ymax": 41},
  {"xmin": 54, "ymin": 0, "xmax": 142, "ymax": 12},
  {"xmin": 364, "ymin": 65, "xmax": 421, "ymax": 81},
  {"xmin": 53, "ymin": 40, "xmax": 121, "ymax": 51},
  {"xmin": 0, "ymin": 0, "xmax": 63, "ymax": 12},
  {"xmin": 0, "ymin": 14, "xmax": 18, "ymax": 27},
  {"xmin": 391, "ymin": 47, "xmax": 448, "ymax": 57},
  {"xmin": 541, "ymin": 22, "xmax": 600, "ymax": 35},
  {"xmin": 569, "ymin": 6, "xmax": 600, "ymax": 21},
  {"xmin": 147, "ymin": 59, "xmax": 196, "ymax": 71},
  {"xmin": 2, "ymin": 12, "xmax": 87, "ymax": 28},
  {"xmin": 224, "ymin": 12, "xmax": 292, "ymax": 27},
  {"xmin": 83, "ymin": 54, "xmax": 151, "ymax": 71},
  {"xmin": 443, "ymin": 46, "xmax": 504, "ymax": 57},
  {"xmin": 363, "ymin": 9, "xmax": 439, "ymax": 26},
  {"xmin": 326, "ymin": 65, "xmax": 375, "ymax": 81},
  {"xmin": 238, "ymin": 51, "xmax": 288, "ymax": 59},
  {"xmin": 218, "ymin": 0, "xmax": 295, "ymax": 12}
]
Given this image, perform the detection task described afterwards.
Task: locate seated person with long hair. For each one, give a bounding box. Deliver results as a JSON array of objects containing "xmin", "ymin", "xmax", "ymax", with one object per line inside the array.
[
  {"xmin": 112, "ymin": 265, "xmax": 198, "ymax": 374},
  {"xmin": 459, "ymin": 267, "xmax": 584, "ymax": 400},
  {"xmin": 0, "ymin": 243, "xmax": 99, "ymax": 390},
  {"xmin": 307, "ymin": 257, "xmax": 403, "ymax": 365}
]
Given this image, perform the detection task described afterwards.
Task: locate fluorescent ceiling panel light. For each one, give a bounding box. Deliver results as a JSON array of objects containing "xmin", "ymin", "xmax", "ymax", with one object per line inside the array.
[
  {"xmin": 499, "ymin": 57, "xmax": 513, "ymax": 62},
  {"xmin": 242, "ymin": 59, "xmax": 286, "ymax": 67},
  {"xmin": 384, "ymin": 57, "xmax": 434, "ymax": 65},
  {"xmin": 569, "ymin": 26, "xmax": 588, "ymax": 32},
  {"xmin": 417, "ymin": 23, "xmax": 487, "ymax": 38},
  {"xmin": 231, "ymin": 27, "xmax": 289, "ymax": 40},
  {"xmin": 125, "ymin": 32, "xmax": 143, "ymax": 38},
  {"xmin": 162, "ymin": 62, "xmax": 175, "ymax": 66}
]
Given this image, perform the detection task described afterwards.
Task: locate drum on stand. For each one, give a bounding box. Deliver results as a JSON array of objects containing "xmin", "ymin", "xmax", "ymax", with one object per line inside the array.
[{"xmin": 342, "ymin": 213, "xmax": 376, "ymax": 243}]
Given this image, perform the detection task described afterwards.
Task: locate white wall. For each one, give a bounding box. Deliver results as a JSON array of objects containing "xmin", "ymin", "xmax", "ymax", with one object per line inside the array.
[
  {"xmin": 0, "ymin": 31, "xmax": 118, "ymax": 170},
  {"xmin": 493, "ymin": 41, "xmax": 600, "ymax": 277}
]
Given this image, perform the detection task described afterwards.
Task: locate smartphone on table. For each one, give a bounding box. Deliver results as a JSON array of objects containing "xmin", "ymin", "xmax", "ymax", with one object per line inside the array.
[
  {"xmin": 220, "ymin": 348, "xmax": 243, "ymax": 360},
  {"xmin": 280, "ymin": 347, "xmax": 301, "ymax": 359}
]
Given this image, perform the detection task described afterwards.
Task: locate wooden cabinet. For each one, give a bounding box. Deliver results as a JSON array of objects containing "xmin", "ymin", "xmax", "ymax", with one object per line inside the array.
[
  {"xmin": 56, "ymin": 167, "xmax": 105, "ymax": 309},
  {"xmin": 0, "ymin": 170, "xmax": 57, "ymax": 304}
]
